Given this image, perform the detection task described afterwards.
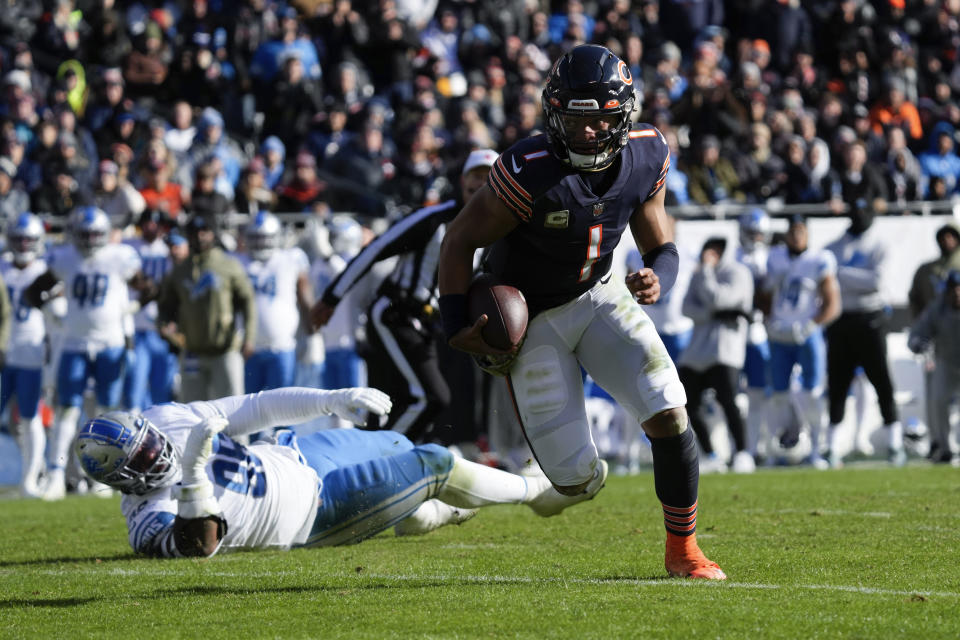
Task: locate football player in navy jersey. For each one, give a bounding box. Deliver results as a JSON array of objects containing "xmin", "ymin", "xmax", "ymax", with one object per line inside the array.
[{"xmin": 438, "ymin": 45, "xmax": 725, "ymax": 580}]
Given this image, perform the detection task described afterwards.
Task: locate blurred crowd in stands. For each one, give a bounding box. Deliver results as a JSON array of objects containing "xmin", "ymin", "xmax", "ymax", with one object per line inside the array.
[{"xmin": 5, "ymin": 0, "xmax": 960, "ymax": 229}]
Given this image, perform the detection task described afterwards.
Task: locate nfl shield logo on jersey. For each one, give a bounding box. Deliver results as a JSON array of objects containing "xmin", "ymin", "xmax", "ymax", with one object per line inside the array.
[{"xmin": 592, "ymin": 202, "xmax": 605, "ymax": 216}]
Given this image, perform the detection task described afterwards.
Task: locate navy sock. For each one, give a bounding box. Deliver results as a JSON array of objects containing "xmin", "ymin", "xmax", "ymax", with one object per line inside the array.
[{"xmin": 650, "ymin": 428, "xmax": 699, "ymax": 536}]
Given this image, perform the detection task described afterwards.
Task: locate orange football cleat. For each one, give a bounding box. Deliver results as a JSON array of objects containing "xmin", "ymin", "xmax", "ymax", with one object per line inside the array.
[{"xmin": 664, "ymin": 533, "xmax": 727, "ymax": 580}]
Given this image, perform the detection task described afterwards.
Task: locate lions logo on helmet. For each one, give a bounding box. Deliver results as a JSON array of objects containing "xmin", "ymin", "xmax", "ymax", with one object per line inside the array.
[
  {"xmin": 245, "ymin": 212, "xmax": 282, "ymax": 261},
  {"xmin": 328, "ymin": 214, "xmax": 363, "ymax": 259},
  {"xmin": 71, "ymin": 206, "xmax": 112, "ymax": 256},
  {"xmin": 541, "ymin": 44, "xmax": 638, "ymax": 170},
  {"xmin": 75, "ymin": 412, "xmax": 180, "ymax": 495},
  {"xmin": 7, "ymin": 212, "xmax": 45, "ymax": 266},
  {"xmin": 739, "ymin": 208, "xmax": 771, "ymax": 250}
]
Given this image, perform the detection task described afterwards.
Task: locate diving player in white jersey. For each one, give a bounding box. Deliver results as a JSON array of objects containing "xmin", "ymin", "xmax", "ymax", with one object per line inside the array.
[
  {"xmin": 24, "ymin": 206, "xmax": 146, "ymax": 501},
  {"xmin": 0, "ymin": 213, "xmax": 49, "ymax": 497},
  {"xmin": 238, "ymin": 213, "xmax": 313, "ymax": 395},
  {"xmin": 735, "ymin": 208, "xmax": 772, "ymax": 461},
  {"xmin": 123, "ymin": 210, "xmax": 175, "ymax": 411},
  {"xmin": 74, "ymin": 386, "xmax": 590, "ymax": 557},
  {"xmin": 764, "ymin": 215, "xmax": 841, "ymax": 466}
]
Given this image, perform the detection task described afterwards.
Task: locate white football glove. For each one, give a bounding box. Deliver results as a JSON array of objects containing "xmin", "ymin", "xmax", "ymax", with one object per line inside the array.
[
  {"xmin": 174, "ymin": 416, "xmax": 228, "ymax": 519},
  {"xmin": 319, "ymin": 388, "xmax": 392, "ymax": 425}
]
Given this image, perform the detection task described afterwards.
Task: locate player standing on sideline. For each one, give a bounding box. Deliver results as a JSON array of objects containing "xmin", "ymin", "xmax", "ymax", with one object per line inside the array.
[
  {"xmin": 1, "ymin": 213, "xmax": 46, "ymax": 497},
  {"xmin": 908, "ymin": 270, "xmax": 960, "ymax": 465},
  {"xmin": 73, "ymin": 386, "xmax": 582, "ymax": 556},
  {"xmin": 24, "ymin": 206, "xmax": 146, "ymax": 500},
  {"xmin": 238, "ymin": 212, "xmax": 313, "ymax": 396},
  {"xmin": 823, "ymin": 199, "xmax": 905, "ymax": 468},
  {"xmin": 309, "ymin": 149, "xmax": 498, "ymax": 442},
  {"xmin": 763, "ymin": 215, "xmax": 841, "ymax": 467},
  {"xmin": 735, "ymin": 209, "xmax": 772, "ymax": 463},
  {"xmin": 123, "ymin": 210, "xmax": 175, "ymax": 411},
  {"xmin": 438, "ymin": 45, "xmax": 726, "ymax": 580},
  {"xmin": 678, "ymin": 238, "xmax": 755, "ymax": 474},
  {"xmin": 311, "ymin": 215, "xmax": 367, "ymax": 391}
]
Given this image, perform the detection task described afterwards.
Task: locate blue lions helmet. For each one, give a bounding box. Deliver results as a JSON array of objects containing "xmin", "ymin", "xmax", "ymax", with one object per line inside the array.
[
  {"xmin": 8, "ymin": 212, "xmax": 45, "ymax": 265},
  {"xmin": 328, "ymin": 214, "xmax": 363, "ymax": 259},
  {"xmin": 75, "ymin": 412, "xmax": 180, "ymax": 495},
  {"xmin": 245, "ymin": 211, "xmax": 282, "ymax": 261},
  {"xmin": 738, "ymin": 208, "xmax": 770, "ymax": 250},
  {"xmin": 71, "ymin": 206, "xmax": 112, "ymax": 256}
]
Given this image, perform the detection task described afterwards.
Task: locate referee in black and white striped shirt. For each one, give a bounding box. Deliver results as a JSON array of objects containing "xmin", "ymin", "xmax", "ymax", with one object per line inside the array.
[{"xmin": 310, "ymin": 149, "xmax": 498, "ymax": 442}]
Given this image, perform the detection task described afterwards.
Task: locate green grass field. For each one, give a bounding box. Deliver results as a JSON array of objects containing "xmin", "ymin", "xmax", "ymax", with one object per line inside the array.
[{"xmin": 1, "ymin": 464, "xmax": 958, "ymax": 639}]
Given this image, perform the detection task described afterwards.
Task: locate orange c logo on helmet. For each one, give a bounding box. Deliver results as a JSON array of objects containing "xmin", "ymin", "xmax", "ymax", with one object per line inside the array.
[{"xmin": 617, "ymin": 60, "xmax": 633, "ymax": 85}]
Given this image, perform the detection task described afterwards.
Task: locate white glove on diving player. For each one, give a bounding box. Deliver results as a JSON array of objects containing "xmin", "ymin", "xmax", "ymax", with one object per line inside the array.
[
  {"xmin": 175, "ymin": 416, "xmax": 228, "ymax": 519},
  {"xmin": 317, "ymin": 388, "xmax": 393, "ymax": 425}
]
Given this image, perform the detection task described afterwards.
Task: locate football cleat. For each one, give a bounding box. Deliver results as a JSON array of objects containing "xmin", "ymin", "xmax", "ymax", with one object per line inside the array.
[
  {"xmin": 40, "ymin": 469, "xmax": 67, "ymax": 502},
  {"xmin": 527, "ymin": 459, "xmax": 608, "ymax": 517},
  {"xmin": 731, "ymin": 450, "xmax": 756, "ymax": 474},
  {"xmin": 394, "ymin": 500, "xmax": 477, "ymax": 536},
  {"xmin": 888, "ymin": 447, "xmax": 907, "ymax": 468},
  {"xmin": 665, "ymin": 533, "xmax": 727, "ymax": 580}
]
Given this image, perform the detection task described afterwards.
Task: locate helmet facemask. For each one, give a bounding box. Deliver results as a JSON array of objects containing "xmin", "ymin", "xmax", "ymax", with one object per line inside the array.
[
  {"xmin": 542, "ymin": 45, "xmax": 638, "ymax": 171},
  {"xmin": 75, "ymin": 413, "xmax": 181, "ymax": 495}
]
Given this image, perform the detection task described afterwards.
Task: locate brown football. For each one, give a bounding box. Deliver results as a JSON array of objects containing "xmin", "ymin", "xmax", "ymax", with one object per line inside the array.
[{"xmin": 466, "ymin": 274, "xmax": 529, "ymax": 350}]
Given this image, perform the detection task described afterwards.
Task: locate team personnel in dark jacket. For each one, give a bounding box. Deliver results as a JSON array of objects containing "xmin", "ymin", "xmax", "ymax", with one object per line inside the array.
[
  {"xmin": 157, "ymin": 214, "xmax": 256, "ymax": 402},
  {"xmin": 908, "ymin": 270, "xmax": 960, "ymax": 464},
  {"xmin": 310, "ymin": 149, "xmax": 497, "ymax": 442}
]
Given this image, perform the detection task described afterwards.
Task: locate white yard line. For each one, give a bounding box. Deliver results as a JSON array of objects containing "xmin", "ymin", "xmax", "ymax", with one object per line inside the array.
[
  {"xmin": 741, "ymin": 508, "xmax": 892, "ymax": 518},
  {"xmin": 6, "ymin": 568, "xmax": 958, "ymax": 599}
]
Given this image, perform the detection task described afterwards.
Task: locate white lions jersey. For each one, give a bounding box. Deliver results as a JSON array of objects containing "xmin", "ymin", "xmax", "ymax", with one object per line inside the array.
[
  {"xmin": 766, "ymin": 245, "xmax": 837, "ymax": 325},
  {"xmin": 238, "ymin": 248, "xmax": 310, "ymax": 352},
  {"xmin": 0, "ymin": 259, "xmax": 48, "ymax": 369},
  {"xmin": 121, "ymin": 397, "xmax": 320, "ymax": 556},
  {"xmin": 736, "ymin": 244, "xmax": 769, "ymax": 284},
  {"xmin": 311, "ymin": 254, "xmax": 366, "ymax": 350},
  {"xmin": 48, "ymin": 243, "xmax": 141, "ymax": 351},
  {"xmin": 125, "ymin": 237, "xmax": 171, "ymax": 332}
]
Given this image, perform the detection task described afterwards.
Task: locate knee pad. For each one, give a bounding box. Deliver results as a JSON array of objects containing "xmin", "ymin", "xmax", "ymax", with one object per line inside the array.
[{"xmin": 511, "ymin": 345, "xmax": 568, "ymax": 427}]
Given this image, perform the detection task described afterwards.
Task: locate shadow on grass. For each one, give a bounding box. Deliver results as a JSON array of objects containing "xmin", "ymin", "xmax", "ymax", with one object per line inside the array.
[
  {"xmin": 0, "ymin": 552, "xmax": 136, "ymax": 568},
  {"xmin": 0, "ymin": 596, "xmax": 99, "ymax": 608}
]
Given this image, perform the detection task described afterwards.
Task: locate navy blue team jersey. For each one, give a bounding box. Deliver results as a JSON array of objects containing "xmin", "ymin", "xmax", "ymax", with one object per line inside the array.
[{"xmin": 484, "ymin": 124, "xmax": 670, "ymax": 315}]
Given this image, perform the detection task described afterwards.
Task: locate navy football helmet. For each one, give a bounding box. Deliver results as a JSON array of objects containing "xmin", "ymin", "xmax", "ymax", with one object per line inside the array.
[
  {"xmin": 245, "ymin": 211, "xmax": 282, "ymax": 261},
  {"xmin": 75, "ymin": 412, "xmax": 180, "ymax": 495},
  {"xmin": 71, "ymin": 206, "xmax": 111, "ymax": 256},
  {"xmin": 7, "ymin": 212, "xmax": 44, "ymax": 265},
  {"xmin": 542, "ymin": 44, "xmax": 638, "ymax": 170}
]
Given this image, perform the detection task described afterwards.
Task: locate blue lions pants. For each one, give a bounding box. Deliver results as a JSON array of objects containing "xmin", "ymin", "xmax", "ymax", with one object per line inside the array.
[
  {"xmin": 57, "ymin": 347, "xmax": 126, "ymax": 408},
  {"xmin": 294, "ymin": 429, "xmax": 453, "ymax": 546},
  {"xmin": 124, "ymin": 330, "xmax": 176, "ymax": 410}
]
